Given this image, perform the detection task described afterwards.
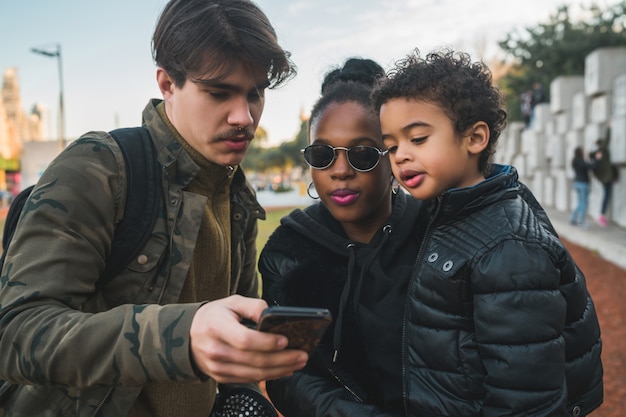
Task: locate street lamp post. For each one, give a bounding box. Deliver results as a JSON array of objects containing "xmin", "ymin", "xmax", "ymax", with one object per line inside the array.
[{"xmin": 31, "ymin": 44, "xmax": 65, "ymax": 151}]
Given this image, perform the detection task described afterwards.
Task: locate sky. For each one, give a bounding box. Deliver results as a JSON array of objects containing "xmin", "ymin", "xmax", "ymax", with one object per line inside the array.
[{"xmin": 0, "ymin": 0, "xmax": 613, "ymax": 146}]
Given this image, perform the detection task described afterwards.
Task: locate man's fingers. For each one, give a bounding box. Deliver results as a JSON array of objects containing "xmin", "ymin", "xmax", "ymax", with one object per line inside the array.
[{"xmin": 205, "ymin": 349, "xmax": 308, "ymax": 384}]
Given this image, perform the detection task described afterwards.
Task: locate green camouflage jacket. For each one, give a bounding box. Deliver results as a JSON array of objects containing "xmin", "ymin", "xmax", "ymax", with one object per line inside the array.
[{"xmin": 0, "ymin": 99, "xmax": 265, "ymax": 416}]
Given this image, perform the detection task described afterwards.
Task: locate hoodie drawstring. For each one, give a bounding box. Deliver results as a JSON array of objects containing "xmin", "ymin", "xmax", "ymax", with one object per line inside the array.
[
  {"xmin": 352, "ymin": 225, "xmax": 391, "ymax": 315},
  {"xmin": 333, "ymin": 243, "xmax": 356, "ymax": 362},
  {"xmin": 332, "ymin": 225, "xmax": 392, "ymax": 362}
]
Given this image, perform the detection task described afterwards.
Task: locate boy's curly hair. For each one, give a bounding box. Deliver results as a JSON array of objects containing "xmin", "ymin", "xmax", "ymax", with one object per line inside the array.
[{"xmin": 372, "ymin": 49, "xmax": 507, "ymax": 175}]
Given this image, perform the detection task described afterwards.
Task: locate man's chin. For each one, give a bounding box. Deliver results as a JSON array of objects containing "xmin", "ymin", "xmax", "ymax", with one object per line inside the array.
[{"xmin": 213, "ymin": 154, "xmax": 246, "ymax": 167}]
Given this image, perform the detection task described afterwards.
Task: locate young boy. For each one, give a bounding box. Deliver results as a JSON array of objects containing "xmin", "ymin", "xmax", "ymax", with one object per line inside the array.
[{"xmin": 373, "ymin": 50, "xmax": 603, "ymax": 417}]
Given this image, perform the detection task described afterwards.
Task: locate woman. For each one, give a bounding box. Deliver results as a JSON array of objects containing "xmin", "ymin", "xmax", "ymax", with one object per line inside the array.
[
  {"xmin": 589, "ymin": 131, "xmax": 617, "ymax": 227},
  {"xmin": 570, "ymin": 146, "xmax": 594, "ymax": 227},
  {"xmin": 259, "ymin": 58, "xmax": 422, "ymax": 416}
]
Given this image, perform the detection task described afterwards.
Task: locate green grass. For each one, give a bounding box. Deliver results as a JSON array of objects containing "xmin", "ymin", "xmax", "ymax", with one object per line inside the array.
[{"xmin": 254, "ymin": 207, "xmax": 302, "ymax": 296}]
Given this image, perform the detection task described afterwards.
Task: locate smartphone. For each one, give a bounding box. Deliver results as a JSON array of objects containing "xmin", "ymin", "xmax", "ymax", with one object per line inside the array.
[{"xmin": 257, "ymin": 306, "xmax": 332, "ymax": 354}]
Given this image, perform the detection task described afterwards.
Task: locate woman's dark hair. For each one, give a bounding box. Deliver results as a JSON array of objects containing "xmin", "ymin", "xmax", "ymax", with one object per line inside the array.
[
  {"xmin": 372, "ymin": 49, "xmax": 507, "ymax": 175},
  {"xmin": 574, "ymin": 146, "xmax": 584, "ymax": 159},
  {"xmin": 152, "ymin": 0, "xmax": 296, "ymax": 88},
  {"xmin": 309, "ymin": 58, "xmax": 385, "ymax": 133}
]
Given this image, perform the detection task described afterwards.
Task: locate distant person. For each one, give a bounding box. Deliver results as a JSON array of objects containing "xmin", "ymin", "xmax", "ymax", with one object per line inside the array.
[
  {"xmin": 373, "ymin": 49, "xmax": 603, "ymax": 416},
  {"xmin": 570, "ymin": 146, "xmax": 595, "ymax": 228},
  {"xmin": 260, "ymin": 58, "xmax": 424, "ymax": 416},
  {"xmin": 0, "ymin": 1, "xmax": 306, "ymax": 416},
  {"xmin": 589, "ymin": 129, "xmax": 618, "ymax": 227}
]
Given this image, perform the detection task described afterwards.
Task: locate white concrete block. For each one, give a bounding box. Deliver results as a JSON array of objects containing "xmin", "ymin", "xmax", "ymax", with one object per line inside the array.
[
  {"xmin": 507, "ymin": 121, "xmax": 525, "ymax": 155},
  {"xmin": 545, "ymin": 119, "xmax": 556, "ymax": 137},
  {"xmin": 613, "ymin": 73, "xmax": 626, "ymax": 116},
  {"xmin": 612, "ymin": 171, "xmax": 626, "ymax": 227},
  {"xmin": 496, "ymin": 122, "xmax": 523, "ymax": 165},
  {"xmin": 584, "ymin": 123, "xmax": 608, "ymax": 152},
  {"xmin": 532, "ymin": 103, "xmax": 552, "ymax": 132},
  {"xmin": 525, "ymin": 131, "xmax": 547, "ymax": 171},
  {"xmin": 550, "ymin": 76, "xmax": 584, "ymax": 114},
  {"xmin": 572, "ymin": 92, "xmax": 588, "ymax": 129},
  {"xmin": 550, "ymin": 133, "xmax": 566, "ymax": 169},
  {"xmin": 521, "ymin": 128, "xmax": 536, "ymax": 155},
  {"xmin": 553, "ymin": 169, "xmax": 571, "ymax": 212},
  {"xmin": 543, "ymin": 175, "xmax": 555, "ymax": 208},
  {"xmin": 513, "ymin": 154, "xmax": 528, "ymax": 180},
  {"xmin": 545, "ymin": 132, "xmax": 554, "ymax": 160},
  {"xmin": 532, "ymin": 170, "xmax": 547, "ymax": 206},
  {"xmin": 609, "ymin": 115, "xmax": 626, "ymax": 164},
  {"xmin": 589, "ymin": 93, "xmax": 611, "ymax": 123},
  {"xmin": 555, "ymin": 112, "xmax": 572, "ymax": 135},
  {"xmin": 584, "ymin": 47, "xmax": 626, "ymax": 96}
]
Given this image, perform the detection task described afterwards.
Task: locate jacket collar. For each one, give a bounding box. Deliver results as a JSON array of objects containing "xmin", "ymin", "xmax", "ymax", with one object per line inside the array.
[
  {"xmin": 431, "ymin": 164, "xmax": 519, "ymax": 221},
  {"xmin": 282, "ymin": 190, "xmax": 420, "ymax": 256}
]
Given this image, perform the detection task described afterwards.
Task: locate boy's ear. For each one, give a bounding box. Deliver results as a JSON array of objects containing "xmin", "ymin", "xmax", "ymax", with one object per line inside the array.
[{"xmin": 465, "ymin": 121, "xmax": 490, "ymax": 155}]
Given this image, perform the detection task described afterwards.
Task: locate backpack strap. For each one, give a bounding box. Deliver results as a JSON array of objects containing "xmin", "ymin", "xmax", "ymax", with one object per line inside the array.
[
  {"xmin": 1, "ymin": 185, "xmax": 35, "ymax": 257},
  {"xmin": 98, "ymin": 127, "xmax": 162, "ymax": 288}
]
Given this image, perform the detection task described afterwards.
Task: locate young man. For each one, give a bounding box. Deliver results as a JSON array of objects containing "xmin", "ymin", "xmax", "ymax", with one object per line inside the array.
[{"xmin": 0, "ymin": 0, "xmax": 306, "ymax": 415}]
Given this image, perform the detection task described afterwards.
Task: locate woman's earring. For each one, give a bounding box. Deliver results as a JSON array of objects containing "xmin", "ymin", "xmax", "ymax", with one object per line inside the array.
[
  {"xmin": 391, "ymin": 177, "xmax": 400, "ymax": 195},
  {"xmin": 307, "ymin": 182, "xmax": 320, "ymax": 199}
]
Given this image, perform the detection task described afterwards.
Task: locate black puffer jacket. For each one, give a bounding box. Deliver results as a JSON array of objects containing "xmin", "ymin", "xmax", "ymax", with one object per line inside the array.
[
  {"xmin": 260, "ymin": 166, "xmax": 602, "ymax": 417},
  {"xmin": 404, "ymin": 165, "xmax": 602, "ymax": 417}
]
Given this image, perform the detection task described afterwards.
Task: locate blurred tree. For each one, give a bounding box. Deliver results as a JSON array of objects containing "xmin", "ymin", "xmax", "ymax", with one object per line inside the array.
[
  {"xmin": 240, "ymin": 125, "xmax": 268, "ymax": 172},
  {"xmin": 279, "ymin": 118, "xmax": 308, "ymax": 171},
  {"xmin": 497, "ymin": 0, "xmax": 626, "ymax": 121},
  {"xmin": 241, "ymin": 115, "xmax": 310, "ymax": 174}
]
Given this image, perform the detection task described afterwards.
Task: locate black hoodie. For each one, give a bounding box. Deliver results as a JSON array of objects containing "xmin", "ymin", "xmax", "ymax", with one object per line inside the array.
[{"xmin": 259, "ymin": 191, "xmax": 423, "ymax": 414}]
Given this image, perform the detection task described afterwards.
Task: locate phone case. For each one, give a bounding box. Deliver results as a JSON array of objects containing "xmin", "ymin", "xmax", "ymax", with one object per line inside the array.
[{"xmin": 257, "ymin": 306, "xmax": 332, "ymax": 353}]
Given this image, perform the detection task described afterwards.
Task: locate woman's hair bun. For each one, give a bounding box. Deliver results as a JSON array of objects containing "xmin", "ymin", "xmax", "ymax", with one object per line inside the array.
[{"xmin": 320, "ymin": 58, "xmax": 384, "ymax": 94}]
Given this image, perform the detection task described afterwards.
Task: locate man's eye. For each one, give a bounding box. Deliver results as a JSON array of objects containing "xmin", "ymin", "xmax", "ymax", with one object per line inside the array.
[{"xmin": 210, "ymin": 91, "xmax": 229, "ymax": 99}]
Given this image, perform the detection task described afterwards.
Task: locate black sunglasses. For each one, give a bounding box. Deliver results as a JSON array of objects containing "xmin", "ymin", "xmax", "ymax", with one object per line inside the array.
[{"xmin": 301, "ymin": 144, "xmax": 388, "ymax": 172}]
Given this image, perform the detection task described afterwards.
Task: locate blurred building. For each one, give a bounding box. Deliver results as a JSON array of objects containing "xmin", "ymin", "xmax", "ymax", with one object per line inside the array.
[{"xmin": 0, "ymin": 67, "xmax": 47, "ymax": 198}]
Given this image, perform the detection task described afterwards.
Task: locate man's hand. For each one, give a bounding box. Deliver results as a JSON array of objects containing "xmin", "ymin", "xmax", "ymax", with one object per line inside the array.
[{"xmin": 190, "ymin": 295, "xmax": 308, "ymax": 383}]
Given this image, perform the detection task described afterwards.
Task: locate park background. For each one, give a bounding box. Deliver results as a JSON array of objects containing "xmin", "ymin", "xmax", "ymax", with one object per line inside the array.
[{"xmin": 1, "ymin": 1, "xmax": 626, "ymax": 415}]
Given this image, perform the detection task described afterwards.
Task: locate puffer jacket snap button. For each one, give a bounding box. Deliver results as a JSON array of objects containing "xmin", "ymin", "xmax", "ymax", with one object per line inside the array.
[
  {"xmin": 428, "ymin": 253, "xmax": 439, "ymax": 262},
  {"xmin": 443, "ymin": 260, "xmax": 453, "ymax": 271}
]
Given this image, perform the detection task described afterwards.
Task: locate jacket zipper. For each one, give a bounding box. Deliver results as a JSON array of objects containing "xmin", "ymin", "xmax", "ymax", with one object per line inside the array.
[{"xmin": 327, "ymin": 367, "xmax": 364, "ymax": 403}]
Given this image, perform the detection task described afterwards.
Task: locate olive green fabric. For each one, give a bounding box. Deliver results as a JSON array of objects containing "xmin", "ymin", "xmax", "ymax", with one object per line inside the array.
[
  {"xmin": 0, "ymin": 99, "xmax": 265, "ymax": 416},
  {"xmin": 128, "ymin": 102, "xmax": 234, "ymax": 417}
]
